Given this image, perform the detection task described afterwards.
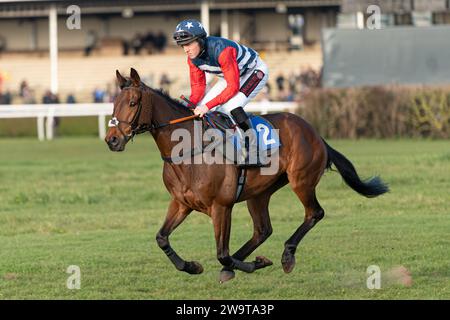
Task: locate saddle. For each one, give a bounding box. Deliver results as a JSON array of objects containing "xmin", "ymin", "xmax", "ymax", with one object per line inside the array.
[{"xmin": 203, "ymin": 111, "xmax": 236, "ymax": 133}]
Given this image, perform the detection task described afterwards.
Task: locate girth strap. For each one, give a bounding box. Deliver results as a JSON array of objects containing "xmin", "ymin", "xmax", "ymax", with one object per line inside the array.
[{"xmin": 235, "ymin": 168, "xmax": 247, "ymax": 202}]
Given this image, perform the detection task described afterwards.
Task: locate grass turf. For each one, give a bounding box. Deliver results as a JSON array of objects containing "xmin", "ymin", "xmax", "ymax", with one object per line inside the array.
[{"xmin": 0, "ymin": 137, "xmax": 449, "ymax": 299}]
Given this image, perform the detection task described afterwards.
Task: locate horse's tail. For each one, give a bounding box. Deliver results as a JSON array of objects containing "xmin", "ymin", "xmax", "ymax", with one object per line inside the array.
[{"xmin": 322, "ymin": 139, "xmax": 389, "ymax": 198}]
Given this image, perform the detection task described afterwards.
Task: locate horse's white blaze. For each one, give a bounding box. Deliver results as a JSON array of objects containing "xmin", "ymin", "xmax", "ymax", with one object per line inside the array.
[{"xmin": 108, "ymin": 117, "xmax": 119, "ymax": 128}]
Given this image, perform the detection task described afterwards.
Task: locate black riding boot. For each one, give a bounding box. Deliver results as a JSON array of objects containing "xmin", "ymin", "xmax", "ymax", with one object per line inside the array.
[{"xmin": 230, "ymin": 107, "xmax": 265, "ymax": 167}]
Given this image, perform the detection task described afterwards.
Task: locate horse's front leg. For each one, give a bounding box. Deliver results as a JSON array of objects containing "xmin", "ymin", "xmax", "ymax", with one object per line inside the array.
[
  {"xmin": 211, "ymin": 204, "xmax": 259, "ymax": 282},
  {"xmin": 156, "ymin": 199, "xmax": 203, "ymax": 274}
]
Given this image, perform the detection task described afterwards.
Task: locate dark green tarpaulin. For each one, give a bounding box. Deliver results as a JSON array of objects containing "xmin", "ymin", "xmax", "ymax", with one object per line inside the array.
[{"xmin": 321, "ymin": 26, "xmax": 450, "ymax": 88}]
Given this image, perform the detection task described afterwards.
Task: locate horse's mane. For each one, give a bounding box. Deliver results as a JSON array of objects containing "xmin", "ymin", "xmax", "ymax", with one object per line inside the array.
[
  {"xmin": 121, "ymin": 78, "xmax": 192, "ymax": 117},
  {"xmin": 151, "ymin": 88, "xmax": 193, "ymax": 117}
]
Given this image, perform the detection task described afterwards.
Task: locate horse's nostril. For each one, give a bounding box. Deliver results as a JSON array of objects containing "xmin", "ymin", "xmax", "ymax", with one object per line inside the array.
[{"xmin": 109, "ymin": 136, "xmax": 119, "ymax": 146}]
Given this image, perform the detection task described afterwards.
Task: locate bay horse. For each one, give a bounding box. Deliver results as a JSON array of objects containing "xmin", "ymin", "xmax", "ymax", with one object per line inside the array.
[{"xmin": 105, "ymin": 68, "xmax": 389, "ymax": 282}]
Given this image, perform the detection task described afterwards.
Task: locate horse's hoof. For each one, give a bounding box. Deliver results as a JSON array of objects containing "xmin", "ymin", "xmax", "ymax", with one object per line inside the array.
[
  {"xmin": 281, "ymin": 253, "xmax": 296, "ymax": 273},
  {"xmin": 219, "ymin": 270, "xmax": 235, "ymax": 283},
  {"xmin": 255, "ymin": 256, "xmax": 273, "ymax": 269},
  {"xmin": 184, "ymin": 261, "xmax": 204, "ymax": 274}
]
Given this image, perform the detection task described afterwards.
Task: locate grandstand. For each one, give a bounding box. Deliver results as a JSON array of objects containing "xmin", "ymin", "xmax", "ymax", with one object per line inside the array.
[
  {"xmin": 1, "ymin": 0, "xmax": 450, "ymax": 101},
  {"xmin": 0, "ymin": 0, "xmax": 335, "ymax": 103},
  {"xmin": 0, "ymin": 48, "xmax": 322, "ymax": 103}
]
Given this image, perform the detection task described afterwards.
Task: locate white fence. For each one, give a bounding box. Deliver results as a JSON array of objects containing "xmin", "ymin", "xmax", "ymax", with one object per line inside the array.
[{"xmin": 0, "ymin": 101, "xmax": 298, "ymax": 140}]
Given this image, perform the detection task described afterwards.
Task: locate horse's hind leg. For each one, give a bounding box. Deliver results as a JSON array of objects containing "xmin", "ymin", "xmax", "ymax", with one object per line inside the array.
[
  {"xmin": 282, "ymin": 184, "xmax": 324, "ymax": 273},
  {"xmin": 156, "ymin": 199, "xmax": 203, "ymax": 274}
]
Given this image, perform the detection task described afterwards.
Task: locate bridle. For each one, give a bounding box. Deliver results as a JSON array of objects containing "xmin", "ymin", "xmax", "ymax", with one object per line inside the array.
[
  {"xmin": 108, "ymin": 99, "xmax": 151, "ymax": 141},
  {"xmin": 108, "ymin": 91, "xmax": 199, "ymax": 141}
]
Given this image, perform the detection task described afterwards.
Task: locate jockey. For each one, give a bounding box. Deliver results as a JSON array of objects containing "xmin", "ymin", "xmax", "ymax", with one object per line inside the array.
[{"xmin": 173, "ymin": 19, "xmax": 269, "ymax": 166}]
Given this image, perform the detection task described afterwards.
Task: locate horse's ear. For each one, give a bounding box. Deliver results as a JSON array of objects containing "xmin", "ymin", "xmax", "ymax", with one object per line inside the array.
[
  {"xmin": 116, "ymin": 70, "xmax": 127, "ymax": 89},
  {"xmin": 130, "ymin": 68, "xmax": 141, "ymax": 87}
]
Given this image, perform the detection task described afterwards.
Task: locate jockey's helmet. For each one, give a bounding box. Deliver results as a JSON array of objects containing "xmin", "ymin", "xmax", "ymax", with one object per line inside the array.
[{"xmin": 173, "ymin": 19, "xmax": 207, "ymax": 46}]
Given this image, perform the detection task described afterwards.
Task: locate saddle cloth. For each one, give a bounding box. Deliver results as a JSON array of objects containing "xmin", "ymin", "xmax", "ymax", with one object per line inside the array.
[{"xmin": 203, "ymin": 111, "xmax": 281, "ymax": 163}]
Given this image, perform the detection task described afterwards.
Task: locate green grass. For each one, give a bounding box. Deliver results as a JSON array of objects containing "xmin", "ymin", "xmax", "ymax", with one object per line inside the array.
[
  {"xmin": 0, "ymin": 117, "xmax": 101, "ymax": 137},
  {"xmin": 0, "ymin": 137, "xmax": 449, "ymax": 299}
]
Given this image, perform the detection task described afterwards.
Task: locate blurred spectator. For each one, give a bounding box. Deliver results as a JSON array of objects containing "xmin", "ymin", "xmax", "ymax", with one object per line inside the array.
[
  {"xmin": 66, "ymin": 93, "xmax": 76, "ymax": 103},
  {"xmin": 84, "ymin": 30, "xmax": 97, "ymax": 56},
  {"xmin": 265, "ymin": 82, "xmax": 272, "ymax": 97},
  {"xmin": 143, "ymin": 31, "xmax": 155, "ymax": 54},
  {"xmin": 288, "ymin": 72, "xmax": 298, "ymax": 96},
  {"xmin": 154, "ymin": 31, "xmax": 167, "ymax": 53},
  {"xmin": 271, "ymin": 67, "xmax": 320, "ymax": 102},
  {"xmin": 121, "ymin": 31, "xmax": 167, "ymax": 56},
  {"xmin": 257, "ymin": 83, "xmax": 271, "ymax": 102},
  {"xmin": 104, "ymin": 83, "xmax": 116, "ymax": 102},
  {"xmin": 299, "ymin": 65, "xmax": 320, "ymax": 93},
  {"xmin": 19, "ymin": 80, "xmax": 29, "ymax": 98},
  {"xmin": 122, "ymin": 39, "xmax": 130, "ymax": 56},
  {"xmin": 42, "ymin": 90, "xmax": 59, "ymax": 104},
  {"xmin": 19, "ymin": 80, "xmax": 36, "ymax": 104},
  {"xmin": 93, "ymin": 87, "xmax": 105, "ymax": 103},
  {"xmin": 0, "ymin": 35, "xmax": 6, "ymax": 53},
  {"xmin": 42, "ymin": 91, "xmax": 51, "ymax": 104},
  {"xmin": 276, "ymin": 73, "xmax": 285, "ymax": 92},
  {"xmin": 0, "ymin": 90, "xmax": 11, "ymax": 104},
  {"xmin": 275, "ymin": 73, "xmax": 286, "ymax": 99},
  {"xmin": 42, "ymin": 90, "xmax": 60, "ymax": 134},
  {"xmin": 131, "ymin": 33, "xmax": 144, "ymax": 55},
  {"xmin": 23, "ymin": 90, "xmax": 36, "ymax": 104}
]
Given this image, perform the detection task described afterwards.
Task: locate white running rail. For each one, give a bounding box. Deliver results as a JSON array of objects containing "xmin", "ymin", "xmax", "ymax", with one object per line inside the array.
[{"xmin": 0, "ymin": 101, "xmax": 298, "ymax": 140}]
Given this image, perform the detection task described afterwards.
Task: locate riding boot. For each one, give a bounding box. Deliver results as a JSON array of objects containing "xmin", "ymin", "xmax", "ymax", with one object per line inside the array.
[{"xmin": 230, "ymin": 107, "xmax": 265, "ymax": 167}]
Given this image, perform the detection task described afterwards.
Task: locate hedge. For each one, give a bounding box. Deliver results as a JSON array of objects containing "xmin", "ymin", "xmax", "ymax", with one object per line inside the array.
[{"xmin": 298, "ymin": 86, "xmax": 450, "ymax": 139}]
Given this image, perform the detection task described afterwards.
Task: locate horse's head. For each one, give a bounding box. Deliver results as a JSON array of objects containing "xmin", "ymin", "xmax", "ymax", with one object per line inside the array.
[{"xmin": 105, "ymin": 68, "xmax": 153, "ymax": 151}]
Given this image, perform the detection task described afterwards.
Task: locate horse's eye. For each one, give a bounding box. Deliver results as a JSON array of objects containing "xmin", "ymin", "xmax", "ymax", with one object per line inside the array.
[{"xmin": 130, "ymin": 101, "xmax": 136, "ymax": 107}]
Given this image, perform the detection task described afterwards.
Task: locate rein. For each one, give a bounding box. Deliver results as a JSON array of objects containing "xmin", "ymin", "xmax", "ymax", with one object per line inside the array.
[{"xmin": 150, "ymin": 114, "xmax": 199, "ymax": 130}]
